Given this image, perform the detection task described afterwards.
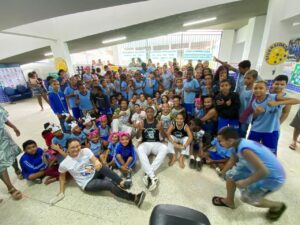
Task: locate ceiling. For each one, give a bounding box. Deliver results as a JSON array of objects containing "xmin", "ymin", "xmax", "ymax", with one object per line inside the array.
[
  {"xmin": 0, "ymin": 0, "xmax": 146, "ymax": 31},
  {"xmin": 0, "ymin": 0, "xmax": 269, "ymax": 64}
]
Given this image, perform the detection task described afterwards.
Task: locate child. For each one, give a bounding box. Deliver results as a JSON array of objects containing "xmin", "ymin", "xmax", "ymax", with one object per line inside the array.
[
  {"xmin": 248, "ymin": 80, "xmax": 300, "ymax": 155},
  {"xmin": 189, "ymin": 118, "xmax": 205, "ymax": 170},
  {"xmin": 170, "ymin": 95, "xmax": 186, "ymax": 119},
  {"xmin": 70, "ymin": 121, "xmax": 86, "ymax": 146},
  {"xmin": 127, "ymin": 79, "xmax": 135, "ymax": 101},
  {"xmin": 131, "ymin": 104, "xmax": 146, "ymax": 128},
  {"xmin": 62, "ymin": 113, "xmax": 74, "ymax": 133},
  {"xmin": 270, "ymin": 75, "xmax": 291, "ymax": 124},
  {"xmin": 110, "ymin": 95, "xmax": 119, "ymax": 113},
  {"xmin": 157, "ymin": 103, "xmax": 172, "ymax": 132},
  {"xmin": 238, "ymin": 70, "xmax": 257, "ymax": 137},
  {"xmin": 20, "ymin": 140, "xmax": 59, "ymax": 185},
  {"xmin": 146, "ymin": 96, "xmax": 158, "ymax": 116},
  {"xmin": 48, "ymin": 80, "xmax": 69, "ymax": 132},
  {"xmin": 194, "ymin": 98, "xmax": 204, "ymax": 118},
  {"xmin": 111, "ymin": 99, "xmax": 133, "ymax": 134},
  {"xmin": 82, "ymin": 114, "xmax": 96, "ymax": 136},
  {"xmin": 167, "ymin": 113, "xmax": 193, "ymax": 168},
  {"xmin": 134, "ymin": 71, "xmax": 145, "ymax": 95},
  {"xmin": 129, "ymin": 93, "xmax": 138, "ymax": 111},
  {"xmin": 115, "ymin": 132, "xmax": 137, "ymax": 181},
  {"xmin": 75, "ymin": 83, "xmax": 95, "ymax": 116},
  {"xmin": 120, "ymin": 74, "xmax": 128, "ymax": 99},
  {"xmin": 51, "ymin": 126, "xmax": 70, "ymax": 163},
  {"xmin": 202, "ymin": 74, "xmax": 218, "ymax": 97},
  {"xmin": 106, "ymin": 132, "xmax": 120, "ymax": 167},
  {"xmin": 175, "ymin": 78, "xmax": 184, "ymax": 97},
  {"xmin": 91, "ymin": 86, "xmax": 112, "ymax": 117},
  {"xmin": 96, "ymin": 115, "xmax": 110, "ymax": 145},
  {"xmin": 215, "ymin": 80, "xmax": 240, "ymax": 131},
  {"xmin": 144, "ymin": 72, "xmax": 156, "ymax": 97},
  {"xmin": 64, "ymin": 76, "xmax": 80, "ymax": 119},
  {"xmin": 212, "ymin": 127, "xmax": 286, "ymax": 221},
  {"xmin": 137, "ymin": 93, "xmax": 147, "ymax": 110},
  {"xmin": 183, "ymin": 69, "xmax": 200, "ymax": 119},
  {"xmin": 41, "ymin": 123, "xmax": 55, "ymax": 148},
  {"xmin": 87, "ymin": 129, "xmax": 104, "ymax": 159}
]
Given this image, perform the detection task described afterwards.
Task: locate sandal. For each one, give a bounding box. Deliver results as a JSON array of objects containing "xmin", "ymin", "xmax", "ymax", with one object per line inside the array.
[
  {"xmin": 289, "ymin": 143, "xmax": 296, "ymax": 150},
  {"xmin": 15, "ymin": 170, "xmax": 24, "ymax": 180},
  {"xmin": 266, "ymin": 203, "xmax": 287, "ymax": 221},
  {"xmin": 8, "ymin": 188, "xmax": 22, "ymax": 200},
  {"xmin": 212, "ymin": 196, "xmax": 233, "ymax": 208}
]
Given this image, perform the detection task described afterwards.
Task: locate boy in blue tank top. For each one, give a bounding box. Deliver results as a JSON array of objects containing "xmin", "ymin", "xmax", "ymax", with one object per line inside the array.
[
  {"xmin": 75, "ymin": 83, "xmax": 95, "ymax": 116},
  {"xmin": 212, "ymin": 127, "xmax": 286, "ymax": 221},
  {"xmin": 248, "ymin": 80, "xmax": 300, "ymax": 155}
]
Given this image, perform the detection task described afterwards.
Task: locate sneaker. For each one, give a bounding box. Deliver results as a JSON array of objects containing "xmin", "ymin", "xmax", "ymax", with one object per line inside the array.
[
  {"xmin": 148, "ymin": 177, "xmax": 159, "ymax": 192},
  {"xmin": 196, "ymin": 160, "xmax": 203, "ymax": 171},
  {"xmin": 143, "ymin": 174, "xmax": 150, "ymax": 187},
  {"xmin": 122, "ymin": 180, "xmax": 132, "ymax": 189},
  {"xmin": 126, "ymin": 170, "xmax": 132, "ymax": 180},
  {"xmin": 33, "ymin": 178, "xmax": 43, "ymax": 184},
  {"xmin": 135, "ymin": 191, "xmax": 146, "ymax": 208},
  {"xmin": 189, "ymin": 158, "xmax": 196, "ymax": 169}
]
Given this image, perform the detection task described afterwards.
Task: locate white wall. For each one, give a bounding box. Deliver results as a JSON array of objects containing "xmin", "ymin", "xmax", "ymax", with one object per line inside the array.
[
  {"xmin": 218, "ymin": 30, "xmax": 235, "ymax": 61},
  {"xmin": 21, "ymin": 60, "xmax": 56, "ymax": 80}
]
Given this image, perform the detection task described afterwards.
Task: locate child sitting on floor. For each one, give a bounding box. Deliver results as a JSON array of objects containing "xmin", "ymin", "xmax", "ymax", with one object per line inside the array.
[
  {"xmin": 131, "ymin": 104, "xmax": 146, "ymax": 128},
  {"xmin": 106, "ymin": 132, "xmax": 120, "ymax": 167},
  {"xmin": 20, "ymin": 140, "xmax": 59, "ymax": 185},
  {"xmin": 70, "ymin": 121, "xmax": 87, "ymax": 146},
  {"xmin": 82, "ymin": 114, "xmax": 96, "ymax": 136},
  {"xmin": 212, "ymin": 127, "xmax": 286, "ymax": 221},
  {"xmin": 170, "ymin": 95, "xmax": 186, "ymax": 119},
  {"xmin": 41, "ymin": 122, "xmax": 55, "ymax": 147},
  {"xmin": 87, "ymin": 129, "xmax": 104, "ymax": 160},
  {"xmin": 157, "ymin": 103, "xmax": 172, "ymax": 133},
  {"xmin": 96, "ymin": 115, "xmax": 110, "ymax": 146},
  {"xmin": 115, "ymin": 132, "xmax": 137, "ymax": 182}
]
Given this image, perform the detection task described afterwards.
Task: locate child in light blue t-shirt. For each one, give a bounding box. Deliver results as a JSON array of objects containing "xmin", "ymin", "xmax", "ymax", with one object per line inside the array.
[{"xmin": 183, "ymin": 70, "xmax": 200, "ymax": 118}]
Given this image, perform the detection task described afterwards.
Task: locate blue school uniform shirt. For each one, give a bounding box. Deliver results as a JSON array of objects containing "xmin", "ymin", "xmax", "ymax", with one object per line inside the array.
[
  {"xmin": 57, "ymin": 77, "xmax": 69, "ymax": 92},
  {"xmin": 76, "ymin": 90, "xmax": 93, "ymax": 111},
  {"xmin": 183, "ymin": 79, "xmax": 200, "ymax": 104},
  {"xmin": 239, "ymin": 87, "xmax": 253, "ymax": 124},
  {"xmin": 89, "ymin": 140, "xmax": 102, "ymax": 156},
  {"xmin": 71, "ymin": 132, "xmax": 86, "ymax": 144},
  {"xmin": 108, "ymin": 142, "xmax": 118, "ymax": 156},
  {"xmin": 107, "ymin": 83, "xmax": 115, "ymax": 96},
  {"xmin": 114, "ymin": 79, "xmax": 121, "ymax": 93},
  {"xmin": 48, "ymin": 91, "xmax": 69, "ymax": 114},
  {"xmin": 194, "ymin": 107, "xmax": 205, "ymax": 118},
  {"xmin": 64, "ymin": 86, "xmax": 78, "ymax": 108},
  {"xmin": 144, "ymin": 78, "xmax": 156, "ymax": 96},
  {"xmin": 115, "ymin": 143, "xmax": 135, "ymax": 159},
  {"xmin": 20, "ymin": 148, "xmax": 47, "ymax": 179},
  {"xmin": 162, "ymin": 72, "xmax": 173, "ymax": 90},
  {"xmin": 98, "ymin": 125, "xmax": 110, "ymax": 141},
  {"xmin": 134, "ymin": 80, "xmax": 144, "ymax": 95},
  {"xmin": 251, "ymin": 94, "xmax": 280, "ymax": 133},
  {"xmin": 211, "ymin": 138, "xmax": 232, "ymax": 158},
  {"xmin": 235, "ymin": 139, "xmax": 285, "ymax": 190},
  {"xmin": 83, "ymin": 73, "xmax": 92, "ymax": 81},
  {"xmin": 121, "ymin": 81, "xmax": 128, "ymax": 99},
  {"xmin": 52, "ymin": 133, "xmax": 71, "ymax": 149}
]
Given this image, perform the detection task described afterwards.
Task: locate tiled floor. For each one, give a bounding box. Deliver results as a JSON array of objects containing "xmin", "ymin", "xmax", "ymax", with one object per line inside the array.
[{"xmin": 1, "ymin": 95, "xmax": 300, "ymax": 225}]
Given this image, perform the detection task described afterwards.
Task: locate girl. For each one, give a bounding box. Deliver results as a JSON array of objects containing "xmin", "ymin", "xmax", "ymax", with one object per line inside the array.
[
  {"xmin": 154, "ymin": 91, "xmax": 161, "ymax": 105},
  {"xmin": 167, "ymin": 113, "xmax": 193, "ymax": 168},
  {"xmin": 28, "ymin": 72, "xmax": 49, "ymax": 111},
  {"xmin": 96, "ymin": 115, "xmax": 110, "ymax": 145},
  {"xmin": 120, "ymin": 73, "xmax": 128, "ymax": 99},
  {"xmin": 175, "ymin": 78, "xmax": 184, "ymax": 98},
  {"xmin": 82, "ymin": 114, "xmax": 96, "ymax": 136},
  {"xmin": 87, "ymin": 130, "xmax": 104, "ymax": 159},
  {"xmin": 64, "ymin": 76, "xmax": 80, "ymax": 119},
  {"xmin": 115, "ymin": 132, "xmax": 137, "ymax": 180},
  {"xmin": 134, "ymin": 72, "xmax": 144, "ymax": 95},
  {"xmin": 106, "ymin": 132, "xmax": 120, "ymax": 167},
  {"xmin": 194, "ymin": 98, "xmax": 204, "ymax": 118},
  {"xmin": 51, "ymin": 139, "xmax": 145, "ymax": 207},
  {"xmin": 70, "ymin": 122, "xmax": 87, "ymax": 146},
  {"xmin": 110, "ymin": 95, "xmax": 119, "ymax": 113},
  {"xmin": 113, "ymin": 72, "xmax": 121, "ymax": 93},
  {"xmin": 75, "ymin": 83, "xmax": 96, "ymax": 116},
  {"xmin": 127, "ymin": 79, "xmax": 135, "ymax": 101},
  {"xmin": 157, "ymin": 103, "xmax": 172, "ymax": 132},
  {"xmin": 90, "ymin": 86, "xmax": 112, "ymax": 118},
  {"xmin": 144, "ymin": 73, "xmax": 156, "ymax": 97}
]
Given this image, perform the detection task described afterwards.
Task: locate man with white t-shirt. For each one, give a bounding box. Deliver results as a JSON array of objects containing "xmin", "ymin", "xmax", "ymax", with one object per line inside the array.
[{"xmin": 136, "ymin": 107, "xmax": 169, "ymax": 191}]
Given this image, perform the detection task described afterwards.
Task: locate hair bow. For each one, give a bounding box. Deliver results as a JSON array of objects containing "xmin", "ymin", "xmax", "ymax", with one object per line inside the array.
[
  {"xmin": 87, "ymin": 129, "xmax": 99, "ymax": 139},
  {"xmin": 96, "ymin": 115, "xmax": 107, "ymax": 122}
]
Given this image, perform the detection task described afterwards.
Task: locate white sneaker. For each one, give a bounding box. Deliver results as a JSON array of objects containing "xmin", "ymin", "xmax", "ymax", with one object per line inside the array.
[
  {"xmin": 148, "ymin": 177, "xmax": 159, "ymax": 192},
  {"xmin": 143, "ymin": 174, "xmax": 150, "ymax": 187}
]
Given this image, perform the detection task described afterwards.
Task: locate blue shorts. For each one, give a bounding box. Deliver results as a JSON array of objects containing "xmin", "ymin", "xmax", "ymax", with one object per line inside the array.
[
  {"xmin": 115, "ymin": 155, "xmax": 136, "ymax": 169},
  {"xmin": 218, "ymin": 116, "xmax": 239, "ymax": 131},
  {"xmin": 209, "ymin": 151, "xmax": 226, "ymax": 160},
  {"xmin": 71, "ymin": 107, "xmax": 81, "ymax": 119},
  {"xmin": 184, "ymin": 103, "xmax": 195, "ymax": 117},
  {"xmin": 248, "ymin": 131, "xmax": 279, "ymax": 155}
]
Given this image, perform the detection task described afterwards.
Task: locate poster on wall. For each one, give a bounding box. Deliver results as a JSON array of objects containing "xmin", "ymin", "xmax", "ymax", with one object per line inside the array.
[
  {"xmin": 288, "ymin": 38, "xmax": 300, "ymax": 62},
  {"xmin": 149, "ymin": 50, "xmax": 178, "ymax": 63},
  {"xmin": 291, "ymin": 63, "xmax": 300, "ymax": 86},
  {"xmin": 183, "ymin": 50, "xmax": 212, "ymax": 61},
  {"xmin": 0, "ymin": 64, "xmax": 27, "ymax": 89},
  {"xmin": 120, "ymin": 50, "xmax": 147, "ymax": 64}
]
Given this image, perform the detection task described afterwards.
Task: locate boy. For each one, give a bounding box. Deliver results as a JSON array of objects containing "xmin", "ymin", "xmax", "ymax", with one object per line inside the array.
[
  {"xmin": 75, "ymin": 82, "xmax": 95, "ymax": 116},
  {"xmin": 248, "ymin": 80, "xmax": 300, "ymax": 155},
  {"xmin": 64, "ymin": 76, "xmax": 80, "ymax": 119},
  {"xmin": 213, "ymin": 127, "xmax": 286, "ymax": 221},
  {"xmin": 171, "ymin": 95, "xmax": 186, "ymax": 119},
  {"xmin": 215, "ymin": 80, "xmax": 240, "ymax": 131},
  {"xmin": 239, "ymin": 70, "xmax": 258, "ymax": 137},
  {"xmin": 270, "ymin": 75, "xmax": 291, "ymax": 124},
  {"xmin": 51, "ymin": 126, "xmax": 70, "ymax": 163},
  {"xmin": 48, "ymin": 80, "xmax": 69, "ymax": 132},
  {"xmin": 183, "ymin": 69, "xmax": 200, "ymax": 118},
  {"xmin": 131, "ymin": 104, "xmax": 146, "ymax": 128},
  {"xmin": 20, "ymin": 140, "xmax": 59, "ymax": 185}
]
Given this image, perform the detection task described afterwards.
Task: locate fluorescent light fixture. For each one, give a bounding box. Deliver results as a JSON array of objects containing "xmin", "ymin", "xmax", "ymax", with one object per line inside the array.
[
  {"xmin": 293, "ymin": 22, "xmax": 300, "ymax": 26},
  {"xmin": 102, "ymin": 36, "xmax": 127, "ymax": 44},
  {"xmin": 44, "ymin": 52, "xmax": 53, "ymax": 56},
  {"xmin": 183, "ymin": 17, "xmax": 217, "ymax": 27}
]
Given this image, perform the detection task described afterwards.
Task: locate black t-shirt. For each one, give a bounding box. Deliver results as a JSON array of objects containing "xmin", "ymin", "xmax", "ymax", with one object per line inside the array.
[{"xmin": 142, "ymin": 119, "xmax": 160, "ymax": 142}]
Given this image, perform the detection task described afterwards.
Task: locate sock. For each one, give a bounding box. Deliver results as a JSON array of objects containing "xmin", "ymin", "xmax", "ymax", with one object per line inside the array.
[
  {"xmin": 196, "ymin": 157, "xmax": 201, "ymax": 162},
  {"xmin": 190, "ymin": 155, "xmax": 195, "ymax": 160}
]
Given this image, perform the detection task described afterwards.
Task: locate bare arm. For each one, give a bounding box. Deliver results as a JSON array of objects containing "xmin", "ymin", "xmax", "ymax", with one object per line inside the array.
[
  {"xmin": 166, "ymin": 124, "xmax": 175, "ymax": 142},
  {"xmin": 5, "ymin": 120, "xmax": 20, "ymax": 136},
  {"xmin": 220, "ymin": 153, "xmax": 238, "ymax": 176},
  {"xmin": 280, "ymin": 105, "xmax": 291, "ymax": 124},
  {"xmin": 59, "ymin": 172, "xmax": 67, "ymax": 194},
  {"xmin": 183, "ymin": 125, "xmax": 193, "ymax": 148}
]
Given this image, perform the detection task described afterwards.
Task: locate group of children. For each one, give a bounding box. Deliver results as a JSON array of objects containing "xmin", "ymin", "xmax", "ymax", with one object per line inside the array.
[{"xmin": 18, "ymin": 57, "xmax": 300, "ymax": 220}]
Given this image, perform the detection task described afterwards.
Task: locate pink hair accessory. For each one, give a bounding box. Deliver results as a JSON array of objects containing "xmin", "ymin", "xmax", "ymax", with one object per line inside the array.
[
  {"xmin": 96, "ymin": 115, "xmax": 107, "ymax": 122},
  {"xmin": 195, "ymin": 98, "xmax": 202, "ymax": 104},
  {"xmin": 87, "ymin": 129, "xmax": 99, "ymax": 139},
  {"xmin": 118, "ymin": 131, "xmax": 131, "ymax": 139},
  {"xmin": 108, "ymin": 132, "xmax": 120, "ymax": 141}
]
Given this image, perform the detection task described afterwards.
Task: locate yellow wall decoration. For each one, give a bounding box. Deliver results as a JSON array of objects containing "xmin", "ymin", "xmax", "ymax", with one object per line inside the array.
[
  {"xmin": 264, "ymin": 42, "xmax": 289, "ymax": 65},
  {"xmin": 54, "ymin": 57, "xmax": 68, "ymax": 72}
]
